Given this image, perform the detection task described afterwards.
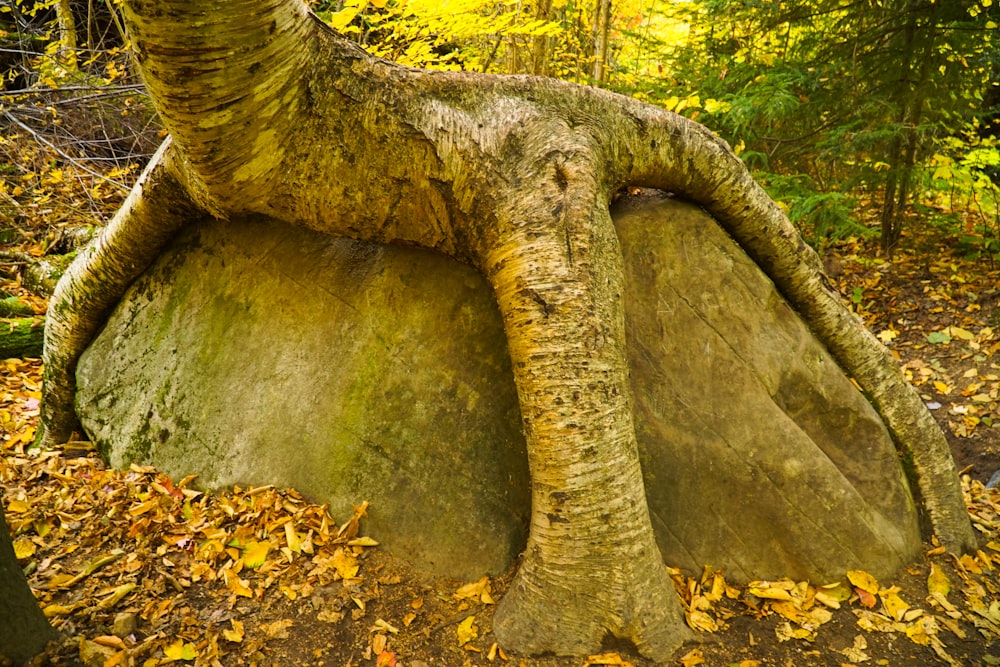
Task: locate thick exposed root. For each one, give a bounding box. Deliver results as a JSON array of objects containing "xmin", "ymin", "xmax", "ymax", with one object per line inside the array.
[
  {"xmin": 39, "ymin": 140, "xmax": 202, "ymax": 446},
  {"xmin": 492, "ymin": 536, "xmax": 691, "ymax": 660}
]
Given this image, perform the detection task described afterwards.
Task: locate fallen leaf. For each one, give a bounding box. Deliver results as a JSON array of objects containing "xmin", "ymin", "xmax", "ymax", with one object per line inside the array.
[
  {"xmin": 585, "ymin": 653, "xmax": 636, "ymax": 666},
  {"xmin": 856, "ymin": 587, "xmax": 878, "ymax": 609},
  {"xmin": 949, "ymin": 325, "xmax": 976, "ymax": 340},
  {"xmin": 839, "ymin": 633, "xmax": 870, "ymax": 662},
  {"xmin": 331, "ymin": 547, "xmax": 359, "ymax": 579},
  {"xmin": 163, "ymin": 638, "xmax": 197, "ymax": 662},
  {"xmin": 242, "ymin": 540, "xmax": 270, "ymax": 569},
  {"xmin": 747, "ymin": 580, "xmax": 794, "ymax": 601},
  {"xmin": 372, "ymin": 618, "xmax": 399, "ymax": 634},
  {"xmin": 455, "ymin": 576, "xmax": 496, "ymax": 605},
  {"xmin": 676, "ymin": 648, "xmax": 704, "ymax": 667},
  {"xmin": 685, "ymin": 608, "xmax": 718, "ymax": 632},
  {"xmin": 879, "ymin": 586, "xmax": 909, "ymax": 621},
  {"xmin": 262, "ymin": 618, "xmax": 294, "ymax": 639},
  {"xmin": 815, "ymin": 581, "xmax": 852, "ymax": 609},
  {"xmin": 12, "ymin": 536, "xmax": 35, "ymax": 559},
  {"xmin": 92, "ymin": 635, "xmax": 126, "ymax": 649},
  {"xmin": 456, "ymin": 615, "xmax": 478, "ymax": 646},
  {"xmin": 223, "ymin": 619, "xmax": 244, "ymax": 643},
  {"xmin": 928, "ymin": 563, "xmax": 951, "ymax": 597},
  {"xmin": 846, "ymin": 571, "xmax": 878, "ymax": 593}
]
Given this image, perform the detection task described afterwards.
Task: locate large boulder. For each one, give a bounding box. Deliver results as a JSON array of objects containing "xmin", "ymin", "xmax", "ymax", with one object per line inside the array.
[{"xmin": 76, "ymin": 192, "xmax": 922, "ymax": 582}]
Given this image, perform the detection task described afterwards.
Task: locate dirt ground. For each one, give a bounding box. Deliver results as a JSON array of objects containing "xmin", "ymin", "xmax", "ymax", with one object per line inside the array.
[{"xmin": 4, "ymin": 224, "xmax": 1000, "ymax": 667}]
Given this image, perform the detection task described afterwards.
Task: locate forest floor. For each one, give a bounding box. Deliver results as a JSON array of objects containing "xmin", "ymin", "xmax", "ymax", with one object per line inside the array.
[{"xmin": 4, "ymin": 220, "xmax": 1000, "ymax": 667}]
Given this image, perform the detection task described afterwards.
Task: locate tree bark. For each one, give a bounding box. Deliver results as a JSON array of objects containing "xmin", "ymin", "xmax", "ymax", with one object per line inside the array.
[
  {"xmin": 37, "ymin": 0, "xmax": 977, "ymax": 659},
  {"xmin": 1, "ymin": 500, "xmax": 58, "ymax": 666}
]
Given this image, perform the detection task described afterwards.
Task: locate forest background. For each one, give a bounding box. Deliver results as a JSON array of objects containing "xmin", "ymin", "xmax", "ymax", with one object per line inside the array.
[
  {"xmin": 3, "ymin": 1, "xmax": 1000, "ymax": 666},
  {"xmin": 1, "ymin": 0, "xmax": 999, "ymax": 258}
]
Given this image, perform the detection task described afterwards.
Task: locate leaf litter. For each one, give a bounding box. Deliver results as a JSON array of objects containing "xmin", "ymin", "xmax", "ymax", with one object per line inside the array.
[{"xmin": 7, "ymin": 395, "xmax": 1000, "ymax": 665}]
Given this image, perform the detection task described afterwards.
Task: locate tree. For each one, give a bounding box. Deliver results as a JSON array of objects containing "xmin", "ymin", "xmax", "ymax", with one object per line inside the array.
[
  {"xmin": 1, "ymin": 499, "xmax": 58, "ymax": 665},
  {"xmin": 2, "ymin": 0, "xmax": 977, "ymax": 661},
  {"xmin": 656, "ymin": 0, "xmax": 998, "ymax": 251}
]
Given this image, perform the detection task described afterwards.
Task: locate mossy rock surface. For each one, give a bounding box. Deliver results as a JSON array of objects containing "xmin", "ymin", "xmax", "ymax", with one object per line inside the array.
[{"xmin": 77, "ymin": 193, "xmax": 921, "ymax": 581}]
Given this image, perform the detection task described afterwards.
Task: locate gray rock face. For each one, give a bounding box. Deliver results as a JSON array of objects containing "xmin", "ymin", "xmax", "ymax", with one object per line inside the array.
[{"xmin": 77, "ymin": 193, "xmax": 921, "ymax": 582}]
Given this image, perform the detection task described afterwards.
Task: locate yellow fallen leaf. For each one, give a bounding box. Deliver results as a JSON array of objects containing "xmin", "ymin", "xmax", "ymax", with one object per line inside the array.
[
  {"xmin": 372, "ymin": 618, "xmax": 399, "ymax": 634},
  {"xmin": 877, "ymin": 329, "xmax": 898, "ymax": 343},
  {"xmin": 959, "ymin": 553, "xmax": 982, "ymax": 574},
  {"xmin": 747, "ymin": 581, "xmax": 793, "ymax": 601},
  {"xmin": 879, "ymin": 587, "xmax": 909, "ymax": 621},
  {"xmin": 456, "ymin": 615, "xmax": 478, "ymax": 646},
  {"xmin": 5, "ymin": 499, "xmax": 29, "ymax": 513},
  {"xmin": 12, "ymin": 536, "xmax": 35, "ymax": 559},
  {"xmin": 774, "ymin": 621, "xmax": 794, "ymax": 642},
  {"xmin": 128, "ymin": 498, "xmax": 160, "ymax": 517},
  {"xmin": 455, "ymin": 576, "xmax": 496, "ymax": 605},
  {"xmin": 223, "ymin": 619, "xmax": 244, "ymax": 643},
  {"xmin": 676, "ymin": 648, "xmax": 704, "ymax": 666},
  {"xmin": 685, "ymin": 609, "xmax": 718, "ymax": 632},
  {"xmin": 42, "ymin": 604, "xmax": 76, "ymax": 617},
  {"xmin": 854, "ymin": 609, "xmax": 904, "ymax": 633},
  {"xmin": 927, "ymin": 562, "xmax": 951, "ymax": 597},
  {"xmin": 585, "ymin": 652, "xmax": 635, "ymax": 666},
  {"xmin": 905, "ymin": 617, "xmax": 935, "ymax": 646},
  {"xmin": 45, "ymin": 573, "xmax": 77, "ymax": 590},
  {"xmin": 284, "ymin": 522, "xmax": 302, "ymax": 553},
  {"xmin": 347, "ymin": 536, "xmax": 380, "ymax": 547},
  {"xmin": 949, "ymin": 326, "xmax": 975, "ymax": 340},
  {"xmin": 847, "ymin": 570, "xmax": 879, "ymax": 595},
  {"xmin": 242, "ymin": 540, "xmax": 270, "ymax": 569},
  {"xmin": 220, "ymin": 566, "xmax": 253, "ymax": 598},
  {"xmin": 814, "ymin": 581, "xmax": 851, "ymax": 609},
  {"xmin": 840, "ymin": 633, "xmax": 869, "ymax": 662},
  {"xmin": 163, "ymin": 638, "xmax": 197, "ymax": 661},
  {"xmin": 332, "ymin": 547, "xmax": 359, "ymax": 579}
]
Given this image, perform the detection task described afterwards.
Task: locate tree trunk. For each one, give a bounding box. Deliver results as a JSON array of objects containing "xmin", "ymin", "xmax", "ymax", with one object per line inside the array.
[
  {"xmin": 879, "ymin": 0, "xmax": 935, "ymax": 256},
  {"xmin": 531, "ymin": 0, "xmax": 553, "ymax": 77},
  {"xmin": 55, "ymin": 0, "xmax": 79, "ymax": 70},
  {"xmin": 591, "ymin": 0, "xmax": 612, "ymax": 84},
  {"xmin": 1, "ymin": 500, "xmax": 58, "ymax": 665},
  {"xmin": 37, "ymin": 0, "xmax": 976, "ymax": 659}
]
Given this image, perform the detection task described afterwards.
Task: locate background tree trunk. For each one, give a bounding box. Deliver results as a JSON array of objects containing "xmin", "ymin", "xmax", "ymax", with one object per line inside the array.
[
  {"xmin": 591, "ymin": 0, "xmax": 611, "ymax": 84},
  {"xmin": 531, "ymin": 0, "xmax": 553, "ymax": 76}
]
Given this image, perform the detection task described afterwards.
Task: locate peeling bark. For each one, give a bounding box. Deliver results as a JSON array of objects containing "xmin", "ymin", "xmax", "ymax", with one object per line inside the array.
[{"xmin": 38, "ymin": 0, "xmax": 976, "ymax": 659}]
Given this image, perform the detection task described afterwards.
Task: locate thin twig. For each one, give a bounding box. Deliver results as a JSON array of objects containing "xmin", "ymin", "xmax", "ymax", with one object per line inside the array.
[{"xmin": 2, "ymin": 110, "xmax": 131, "ymax": 192}]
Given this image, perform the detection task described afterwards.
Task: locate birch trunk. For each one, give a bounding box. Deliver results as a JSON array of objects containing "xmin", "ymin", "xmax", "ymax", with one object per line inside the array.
[{"xmin": 37, "ymin": 0, "xmax": 976, "ymax": 659}]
